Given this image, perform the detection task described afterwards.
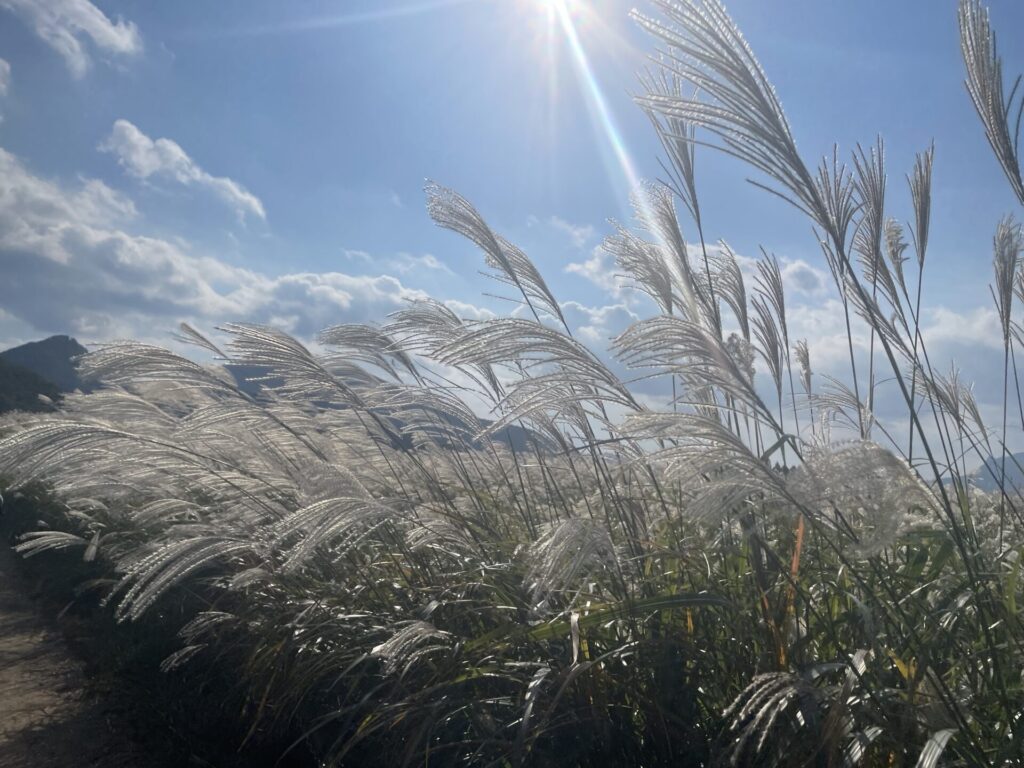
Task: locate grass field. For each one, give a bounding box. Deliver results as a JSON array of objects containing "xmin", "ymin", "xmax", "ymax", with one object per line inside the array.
[{"xmin": 2, "ymin": 1, "xmax": 1024, "ymax": 765}]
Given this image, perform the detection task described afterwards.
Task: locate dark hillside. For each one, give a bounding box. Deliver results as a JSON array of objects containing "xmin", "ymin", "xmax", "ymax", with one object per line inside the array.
[
  {"xmin": 0, "ymin": 357, "xmax": 60, "ymax": 413},
  {"xmin": 1, "ymin": 336, "xmax": 89, "ymax": 393}
]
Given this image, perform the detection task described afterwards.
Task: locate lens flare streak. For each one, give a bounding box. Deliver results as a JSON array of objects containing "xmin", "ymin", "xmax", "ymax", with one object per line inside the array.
[{"xmin": 551, "ymin": 2, "xmax": 646, "ymax": 209}]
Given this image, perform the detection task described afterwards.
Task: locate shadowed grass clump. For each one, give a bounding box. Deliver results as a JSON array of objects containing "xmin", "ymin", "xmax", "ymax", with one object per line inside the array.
[{"xmin": 3, "ymin": 1, "xmax": 1024, "ymax": 766}]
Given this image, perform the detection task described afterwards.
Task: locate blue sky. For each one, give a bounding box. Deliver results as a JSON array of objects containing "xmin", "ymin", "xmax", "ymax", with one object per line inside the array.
[{"xmin": 1, "ymin": 0, "xmax": 1023, "ymax": 422}]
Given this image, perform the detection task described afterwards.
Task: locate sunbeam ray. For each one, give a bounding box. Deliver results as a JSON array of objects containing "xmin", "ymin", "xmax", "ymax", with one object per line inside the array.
[
  {"xmin": 551, "ymin": 1, "xmax": 648, "ymax": 216},
  {"xmin": 228, "ymin": 0, "xmax": 487, "ymax": 37}
]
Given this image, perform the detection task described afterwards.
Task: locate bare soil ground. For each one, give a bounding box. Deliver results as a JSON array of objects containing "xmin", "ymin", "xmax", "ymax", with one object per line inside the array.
[{"xmin": 0, "ymin": 546, "xmax": 150, "ymax": 768}]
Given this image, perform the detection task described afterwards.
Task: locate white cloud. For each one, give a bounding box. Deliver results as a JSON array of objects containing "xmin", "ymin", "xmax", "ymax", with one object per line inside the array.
[
  {"xmin": 341, "ymin": 248, "xmax": 454, "ymax": 277},
  {"xmin": 0, "ymin": 58, "xmax": 10, "ymax": 97},
  {"xmin": 565, "ymin": 245, "xmax": 622, "ymax": 296},
  {"xmin": 99, "ymin": 119, "xmax": 266, "ymax": 222},
  {"xmin": 390, "ymin": 252, "xmax": 453, "ymax": 276},
  {"xmin": 561, "ymin": 300, "xmax": 638, "ymax": 345},
  {"xmin": 0, "ymin": 147, "xmax": 136, "ymax": 263},
  {"xmin": 0, "ymin": 145, "xmax": 434, "ymax": 344},
  {"xmin": 780, "ymin": 258, "xmax": 828, "ymax": 297},
  {"xmin": 0, "ymin": 0, "xmax": 141, "ymax": 78},
  {"xmin": 698, "ymin": 244, "xmax": 829, "ymax": 299},
  {"xmin": 342, "ymin": 248, "xmax": 372, "ymax": 262},
  {"xmin": 922, "ymin": 305, "xmax": 1002, "ymax": 350},
  {"xmin": 443, "ymin": 299, "xmax": 495, "ymax": 321},
  {"xmin": 548, "ymin": 215, "xmax": 595, "ymax": 248}
]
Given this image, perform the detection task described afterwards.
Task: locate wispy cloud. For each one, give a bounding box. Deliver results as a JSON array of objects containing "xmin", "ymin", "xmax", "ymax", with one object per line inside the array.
[
  {"xmin": 0, "ymin": 0, "xmax": 141, "ymax": 78},
  {"xmin": 391, "ymin": 252, "xmax": 453, "ymax": 275},
  {"xmin": 342, "ymin": 248, "xmax": 373, "ymax": 263},
  {"xmin": 0, "ymin": 59, "xmax": 10, "ymax": 97},
  {"xmin": 100, "ymin": 119, "xmax": 266, "ymax": 222},
  {"xmin": 548, "ymin": 215, "xmax": 595, "ymax": 248},
  {"xmin": 341, "ymin": 248, "xmax": 453, "ymax": 276}
]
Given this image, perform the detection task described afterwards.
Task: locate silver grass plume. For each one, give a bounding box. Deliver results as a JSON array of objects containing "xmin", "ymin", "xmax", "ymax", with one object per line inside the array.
[
  {"xmin": 710, "ymin": 243, "xmax": 750, "ymax": 341},
  {"xmin": 794, "ymin": 340, "xmax": 811, "ymax": 395},
  {"xmin": 385, "ymin": 298, "xmax": 503, "ymax": 396},
  {"xmin": 638, "ymin": 68, "xmax": 702, "ymax": 226},
  {"xmin": 174, "ymin": 323, "xmax": 229, "ymax": 359},
  {"xmin": 932, "ymin": 365, "xmax": 986, "ymax": 441},
  {"xmin": 853, "ymin": 140, "xmax": 902, "ymax": 311},
  {"xmin": 814, "ymin": 149, "xmax": 859, "ymax": 270},
  {"xmin": 908, "ymin": 144, "xmax": 935, "ymax": 268},
  {"xmin": 371, "ymin": 620, "xmax": 451, "ymax": 677},
  {"xmin": 751, "ymin": 294, "xmax": 783, "ymax": 400},
  {"xmin": 721, "ymin": 672, "xmax": 821, "ymax": 767},
  {"xmin": 754, "ymin": 253, "xmax": 788, "ymax": 351},
  {"xmin": 640, "ymin": 183, "xmax": 716, "ymax": 329},
  {"xmin": 852, "ymin": 139, "xmax": 887, "ymax": 284},
  {"xmin": 426, "ymin": 182, "xmax": 565, "ymax": 326},
  {"xmin": 223, "ymin": 323, "xmax": 368, "ymax": 406},
  {"xmin": 815, "ymin": 376, "xmax": 875, "ymax": 439},
  {"xmin": 615, "ymin": 316, "xmax": 776, "ymax": 427},
  {"xmin": 959, "ymin": 0, "xmax": 1024, "ymax": 205},
  {"xmin": 786, "ymin": 442, "xmax": 938, "ymax": 556},
  {"xmin": 79, "ymin": 341, "xmax": 239, "ymax": 395},
  {"xmin": 434, "ymin": 318, "xmax": 640, "ymax": 434},
  {"xmin": 725, "ymin": 333, "xmax": 755, "ymax": 387},
  {"xmin": 525, "ymin": 518, "xmax": 615, "ymax": 610},
  {"xmin": 272, "ymin": 496, "xmax": 396, "ymax": 572},
  {"xmin": 993, "ymin": 215, "xmax": 1022, "ymax": 345},
  {"xmin": 752, "ymin": 253, "xmax": 789, "ymax": 405},
  {"xmin": 623, "ymin": 412, "xmax": 786, "ymax": 523},
  {"xmin": 884, "ymin": 218, "xmax": 910, "ymax": 295},
  {"xmin": 633, "ymin": 1, "xmax": 822, "ymax": 225},
  {"xmin": 636, "ymin": 0, "xmax": 865, "ymax": 259},
  {"xmin": 113, "ymin": 534, "xmax": 258, "ymax": 621},
  {"xmin": 603, "ymin": 221, "xmax": 675, "ymax": 315},
  {"xmin": 318, "ymin": 324, "xmax": 421, "ymax": 383}
]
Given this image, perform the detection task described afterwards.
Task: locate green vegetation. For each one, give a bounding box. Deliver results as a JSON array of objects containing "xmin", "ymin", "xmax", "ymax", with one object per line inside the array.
[{"xmin": 2, "ymin": 1, "xmax": 1024, "ymax": 765}]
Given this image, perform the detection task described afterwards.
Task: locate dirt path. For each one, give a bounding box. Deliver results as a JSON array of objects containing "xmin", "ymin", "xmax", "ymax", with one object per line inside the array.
[{"xmin": 0, "ymin": 547, "xmax": 150, "ymax": 767}]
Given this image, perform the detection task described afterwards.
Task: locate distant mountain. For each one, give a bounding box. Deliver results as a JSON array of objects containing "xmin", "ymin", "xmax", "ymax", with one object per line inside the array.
[
  {"xmin": 971, "ymin": 453, "xmax": 1024, "ymax": 493},
  {"xmin": 0, "ymin": 356, "xmax": 61, "ymax": 413},
  {"xmin": 226, "ymin": 364, "xmax": 541, "ymax": 453},
  {"xmin": 0, "ymin": 335, "xmax": 89, "ymax": 393}
]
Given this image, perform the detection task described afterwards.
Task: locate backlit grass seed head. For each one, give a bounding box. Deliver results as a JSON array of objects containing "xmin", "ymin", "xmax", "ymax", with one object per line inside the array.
[{"xmin": 993, "ymin": 214, "xmax": 1022, "ymax": 344}]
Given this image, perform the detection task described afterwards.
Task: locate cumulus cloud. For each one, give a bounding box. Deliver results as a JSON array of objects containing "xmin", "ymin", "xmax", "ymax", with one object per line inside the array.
[
  {"xmin": 99, "ymin": 119, "xmax": 266, "ymax": 222},
  {"xmin": 565, "ymin": 245, "xmax": 622, "ymax": 296},
  {"xmin": 779, "ymin": 258, "xmax": 828, "ymax": 297},
  {"xmin": 922, "ymin": 305, "xmax": 1003, "ymax": 350},
  {"xmin": 561, "ymin": 300, "xmax": 638, "ymax": 345},
  {"xmin": 444, "ymin": 299, "xmax": 495, "ymax": 321},
  {"xmin": 0, "ymin": 147, "xmax": 137, "ymax": 263},
  {"xmin": 698, "ymin": 244, "xmax": 829, "ymax": 299},
  {"xmin": 0, "ymin": 145, "xmax": 436, "ymax": 344},
  {"xmin": 0, "ymin": 0, "xmax": 141, "ymax": 78}
]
